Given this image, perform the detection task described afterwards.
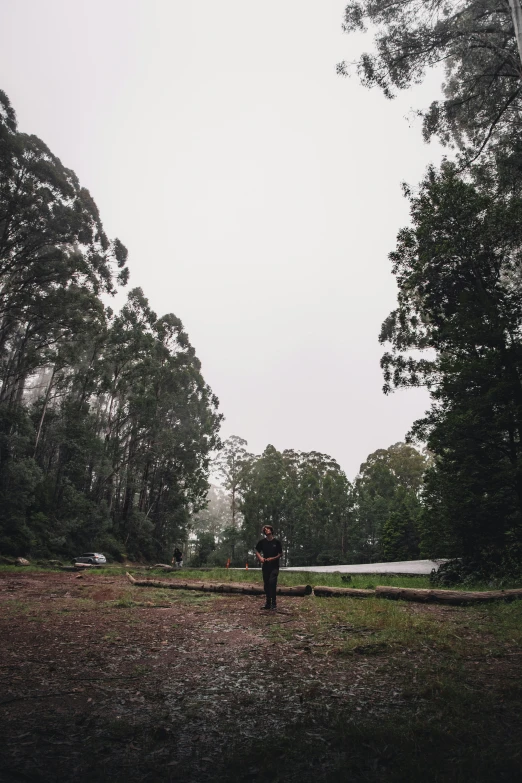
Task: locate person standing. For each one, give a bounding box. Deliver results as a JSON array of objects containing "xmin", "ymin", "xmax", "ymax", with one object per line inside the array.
[
  {"xmin": 255, "ymin": 525, "xmax": 282, "ymax": 610},
  {"xmin": 172, "ymin": 547, "xmax": 183, "ymax": 568}
]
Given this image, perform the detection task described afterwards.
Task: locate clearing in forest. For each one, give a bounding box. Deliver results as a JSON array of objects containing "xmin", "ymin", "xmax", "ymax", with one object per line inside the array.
[{"xmin": 1, "ymin": 568, "xmax": 522, "ymax": 782}]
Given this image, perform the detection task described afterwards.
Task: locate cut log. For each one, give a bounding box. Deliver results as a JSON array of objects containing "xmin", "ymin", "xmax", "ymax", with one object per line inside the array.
[
  {"xmin": 125, "ymin": 572, "xmax": 312, "ymax": 596},
  {"xmin": 313, "ymin": 586, "xmax": 376, "ymax": 598},
  {"xmin": 150, "ymin": 564, "xmax": 174, "ymax": 571},
  {"xmin": 375, "ymin": 586, "xmax": 522, "ymax": 605}
]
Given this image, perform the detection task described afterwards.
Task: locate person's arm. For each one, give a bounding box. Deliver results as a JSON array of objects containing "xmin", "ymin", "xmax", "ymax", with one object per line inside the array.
[
  {"xmin": 255, "ymin": 543, "xmax": 265, "ymax": 564},
  {"xmin": 265, "ymin": 540, "xmax": 282, "ymax": 563}
]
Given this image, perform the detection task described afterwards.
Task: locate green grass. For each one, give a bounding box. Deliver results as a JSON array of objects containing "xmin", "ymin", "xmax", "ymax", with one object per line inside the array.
[
  {"xmin": 2, "ymin": 561, "xmax": 521, "ymax": 591},
  {"xmin": 129, "ymin": 566, "xmax": 521, "ymax": 590},
  {"xmin": 465, "ymin": 600, "xmax": 522, "ymax": 646},
  {"xmin": 308, "ymin": 594, "xmax": 468, "ymax": 656},
  {"xmin": 0, "ymin": 564, "xmax": 60, "ymax": 574},
  {"xmin": 133, "ymin": 566, "xmax": 434, "ymax": 590}
]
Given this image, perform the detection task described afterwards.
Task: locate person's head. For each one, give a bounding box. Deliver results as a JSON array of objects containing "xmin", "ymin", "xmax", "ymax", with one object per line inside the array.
[{"xmin": 262, "ymin": 525, "xmax": 274, "ymax": 538}]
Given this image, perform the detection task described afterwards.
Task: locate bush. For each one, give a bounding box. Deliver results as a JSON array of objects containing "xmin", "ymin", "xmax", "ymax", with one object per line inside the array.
[{"xmin": 430, "ymin": 548, "xmax": 522, "ymax": 587}]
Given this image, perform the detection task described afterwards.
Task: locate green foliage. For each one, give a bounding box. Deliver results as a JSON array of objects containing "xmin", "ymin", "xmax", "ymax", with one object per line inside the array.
[
  {"xmin": 381, "ymin": 486, "xmax": 421, "ymax": 562},
  {"xmin": 191, "ymin": 531, "xmax": 217, "ymax": 567},
  {"xmin": 190, "ymin": 484, "xmax": 233, "ymax": 538},
  {"xmin": 338, "ymin": 1, "xmax": 522, "ymax": 173},
  {"xmin": 212, "ymin": 435, "xmax": 251, "ymax": 527},
  {"xmin": 199, "ymin": 439, "xmax": 430, "ymax": 567},
  {"xmin": 431, "ymin": 547, "xmax": 522, "ymax": 587},
  {"xmin": 380, "ymin": 165, "xmax": 522, "ymax": 565},
  {"xmin": 239, "ymin": 445, "xmax": 352, "ymax": 566},
  {"xmin": 0, "ymin": 91, "xmax": 222, "ymax": 562},
  {"xmin": 350, "ymin": 443, "xmax": 428, "ymax": 562}
]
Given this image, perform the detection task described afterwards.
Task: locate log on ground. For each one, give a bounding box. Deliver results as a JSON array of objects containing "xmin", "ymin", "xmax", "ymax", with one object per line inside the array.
[
  {"xmin": 125, "ymin": 572, "xmax": 312, "ymax": 596},
  {"xmin": 375, "ymin": 586, "xmax": 522, "ymax": 605},
  {"xmin": 313, "ymin": 585, "xmax": 376, "ymax": 598}
]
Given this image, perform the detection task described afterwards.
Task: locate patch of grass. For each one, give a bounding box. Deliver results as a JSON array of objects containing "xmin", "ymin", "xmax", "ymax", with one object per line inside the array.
[
  {"xmin": 306, "ymin": 596, "xmax": 472, "ymax": 658},
  {"xmin": 126, "ymin": 587, "xmax": 216, "ymax": 608},
  {"xmin": 131, "ymin": 664, "xmax": 150, "ymax": 677},
  {"xmin": 466, "ymin": 600, "xmax": 522, "ymax": 646},
  {"xmin": 111, "ymin": 595, "xmax": 137, "ymax": 608},
  {"xmin": 129, "ymin": 566, "xmax": 434, "ymax": 590},
  {"xmin": 0, "ymin": 564, "xmax": 56, "ymax": 574},
  {"xmin": 102, "ymin": 630, "xmax": 122, "ymax": 644},
  {"xmin": 268, "ymin": 622, "xmax": 296, "ymax": 643},
  {"xmin": 2, "ymin": 600, "xmax": 31, "ymax": 616},
  {"xmin": 67, "ymin": 597, "xmax": 96, "ymax": 612}
]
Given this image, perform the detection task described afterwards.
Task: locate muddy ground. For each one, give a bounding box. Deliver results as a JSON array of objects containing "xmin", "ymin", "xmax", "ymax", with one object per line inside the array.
[{"xmin": 1, "ymin": 570, "xmax": 521, "ymax": 783}]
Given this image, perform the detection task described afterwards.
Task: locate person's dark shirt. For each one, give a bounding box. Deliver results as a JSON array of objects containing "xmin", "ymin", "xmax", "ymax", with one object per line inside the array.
[{"xmin": 255, "ymin": 538, "xmax": 282, "ymax": 568}]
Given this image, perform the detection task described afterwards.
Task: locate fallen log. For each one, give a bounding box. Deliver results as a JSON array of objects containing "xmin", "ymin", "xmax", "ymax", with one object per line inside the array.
[
  {"xmin": 150, "ymin": 564, "xmax": 174, "ymax": 571},
  {"xmin": 313, "ymin": 585, "xmax": 376, "ymax": 598},
  {"xmin": 375, "ymin": 586, "xmax": 522, "ymax": 605},
  {"xmin": 125, "ymin": 572, "xmax": 312, "ymax": 596}
]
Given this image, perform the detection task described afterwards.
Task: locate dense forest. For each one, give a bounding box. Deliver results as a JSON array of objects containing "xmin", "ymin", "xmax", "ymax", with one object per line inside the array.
[
  {"xmin": 2, "ymin": 1, "xmax": 522, "ymax": 578},
  {"xmin": 190, "ymin": 436, "xmax": 429, "ymax": 568},
  {"xmin": 0, "ymin": 87, "xmax": 431, "ymax": 569},
  {"xmin": 339, "ymin": 0, "xmax": 522, "ymax": 582},
  {"xmin": 0, "ymin": 89, "xmax": 222, "ymax": 562}
]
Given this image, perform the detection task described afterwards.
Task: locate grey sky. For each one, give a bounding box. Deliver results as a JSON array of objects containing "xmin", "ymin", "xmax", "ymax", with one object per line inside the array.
[{"xmin": 1, "ymin": 0, "xmax": 443, "ymax": 479}]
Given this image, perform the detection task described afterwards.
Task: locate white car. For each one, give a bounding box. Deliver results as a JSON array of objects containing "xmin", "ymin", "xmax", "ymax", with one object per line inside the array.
[{"xmin": 74, "ymin": 552, "xmax": 107, "ymax": 565}]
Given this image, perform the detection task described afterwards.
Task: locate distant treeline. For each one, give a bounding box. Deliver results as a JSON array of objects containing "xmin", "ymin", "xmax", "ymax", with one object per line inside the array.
[
  {"xmin": 0, "ymin": 90, "xmax": 221, "ymax": 562},
  {"xmin": 190, "ymin": 437, "xmax": 430, "ymax": 568}
]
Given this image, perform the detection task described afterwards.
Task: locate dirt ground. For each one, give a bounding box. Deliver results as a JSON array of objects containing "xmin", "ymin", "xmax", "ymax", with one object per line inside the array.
[{"xmin": 1, "ymin": 570, "xmax": 521, "ymax": 783}]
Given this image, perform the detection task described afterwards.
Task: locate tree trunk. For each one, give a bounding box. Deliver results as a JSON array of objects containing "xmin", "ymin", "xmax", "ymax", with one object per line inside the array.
[
  {"xmin": 375, "ymin": 585, "xmax": 522, "ymax": 604},
  {"xmin": 508, "ymin": 0, "xmax": 522, "ymax": 73},
  {"xmin": 313, "ymin": 584, "xmax": 522, "ymax": 603},
  {"xmin": 313, "ymin": 585, "xmax": 376, "ymax": 598},
  {"xmin": 34, "ymin": 366, "xmax": 56, "ymax": 457},
  {"xmin": 126, "ymin": 572, "xmax": 312, "ymax": 595}
]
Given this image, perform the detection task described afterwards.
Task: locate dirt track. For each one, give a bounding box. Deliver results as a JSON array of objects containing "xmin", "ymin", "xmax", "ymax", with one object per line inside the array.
[
  {"xmin": 1, "ymin": 570, "xmax": 521, "ymax": 783},
  {"xmin": 0, "ymin": 570, "xmax": 390, "ymax": 782}
]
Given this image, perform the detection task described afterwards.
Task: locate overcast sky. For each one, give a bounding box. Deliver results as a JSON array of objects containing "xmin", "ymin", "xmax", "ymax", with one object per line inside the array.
[{"xmin": 1, "ymin": 0, "xmax": 444, "ymax": 479}]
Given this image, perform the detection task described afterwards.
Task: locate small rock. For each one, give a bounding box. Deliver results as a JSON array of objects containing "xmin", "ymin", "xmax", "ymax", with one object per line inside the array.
[{"xmin": 15, "ymin": 557, "xmax": 30, "ymax": 566}]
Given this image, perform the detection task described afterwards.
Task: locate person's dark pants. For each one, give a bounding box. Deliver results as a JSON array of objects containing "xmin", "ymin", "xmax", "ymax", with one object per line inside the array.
[{"xmin": 262, "ymin": 566, "xmax": 279, "ymax": 604}]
